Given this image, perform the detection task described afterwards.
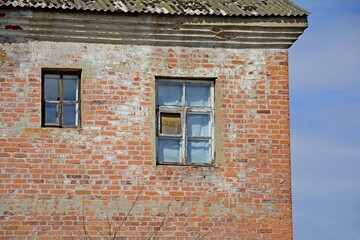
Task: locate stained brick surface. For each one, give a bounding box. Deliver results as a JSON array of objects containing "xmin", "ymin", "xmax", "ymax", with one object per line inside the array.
[{"xmin": 0, "ymin": 42, "xmax": 292, "ymax": 239}]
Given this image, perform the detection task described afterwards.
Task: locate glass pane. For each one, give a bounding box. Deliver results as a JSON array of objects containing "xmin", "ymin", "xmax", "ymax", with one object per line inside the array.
[
  {"xmin": 186, "ymin": 83, "xmax": 210, "ymax": 107},
  {"xmin": 187, "ymin": 140, "xmax": 211, "ymax": 164},
  {"xmin": 44, "ymin": 74, "xmax": 60, "ymax": 100},
  {"xmin": 187, "ymin": 114, "xmax": 211, "ymax": 137},
  {"xmin": 45, "ymin": 103, "xmax": 59, "ymax": 125},
  {"xmin": 157, "ymin": 83, "xmax": 183, "ymax": 106},
  {"xmin": 157, "ymin": 138, "xmax": 180, "ymax": 163},
  {"xmin": 63, "ymin": 75, "xmax": 79, "ymax": 101},
  {"xmin": 160, "ymin": 113, "xmax": 181, "ymax": 135},
  {"xmin": 63, "ymin": 104, "xmax": 78, "ymax": 126}
]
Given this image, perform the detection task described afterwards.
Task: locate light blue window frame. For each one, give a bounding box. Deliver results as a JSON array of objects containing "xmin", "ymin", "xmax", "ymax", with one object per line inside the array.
[{"xmin": 156, "ymin": 79, "xmax": 214, "ymax": 166}]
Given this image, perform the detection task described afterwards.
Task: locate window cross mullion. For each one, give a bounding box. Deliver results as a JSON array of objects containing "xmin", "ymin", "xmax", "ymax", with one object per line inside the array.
[
  {"xmin": 59, "ymin": 74, "xmax": 64, "ymax": 126},
  {"xmin": 44, "ymin": 100, "xmax": 61, "ymax": 104},
  {"xmin": 156, "ymin": 79, "xmax": 214, "ymax": 166},
  {"xmin": 183, "ymin": 82, "xmax": 189, "ymax": 165},
  {"xmin": 182, "ymin": 107, "xmax": 187, "ymax": 165},
  {"xmin": 42, "ymin": 70, "xmax": 81, "ymax": 128}
]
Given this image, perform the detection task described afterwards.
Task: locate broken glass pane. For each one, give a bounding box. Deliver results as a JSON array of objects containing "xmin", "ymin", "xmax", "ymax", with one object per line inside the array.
[
  {"xmin": 44, "ymin": 74, "xmax": 60, "ymax": 101},
  {"xmin": 157, "ymin": 83, "xmax": 182, "ymax": 106},
  {"xmin": 186, "ymin": 83, "xmax": 210, "ymax": 107},
  {"xmin": 187, "ymin": 140, "xmax": 211, "ymax": 164},
  {"xmin": 45, "ymin": 103, "xmax": 59, "ymax": 124},
  {"xmin": 157, "ymin": 138, "xmax": 180, "ymax": 163},
  {"xmin": 187, "ymin": 114, "xmax": 211, "ymax": 137},
  {"xmin": 63, "ymin": 104, "xmax": 78, "ymax": 126},
  {"xmin": 160, "ymin": 112, "xmax": 181, "ymax": 135},
  {"xmin": 63, "ymin": 75, "xmax": 79, "ymax": 101}
]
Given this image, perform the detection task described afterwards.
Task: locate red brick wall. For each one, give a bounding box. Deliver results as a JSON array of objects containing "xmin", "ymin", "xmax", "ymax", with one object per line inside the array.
[{"xmin": 0, "ymin": 42, "xmax": 292, "ymax": 239}]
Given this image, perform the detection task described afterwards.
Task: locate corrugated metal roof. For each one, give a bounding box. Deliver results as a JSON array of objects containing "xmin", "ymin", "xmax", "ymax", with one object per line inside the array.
[{"xmin": 0, "ymin": 0, "xmax": 309, "ymax": 17}]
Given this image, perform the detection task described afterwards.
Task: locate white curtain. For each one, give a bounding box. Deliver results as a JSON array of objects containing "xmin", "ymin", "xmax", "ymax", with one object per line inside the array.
[
  {"xmin": 63, "ymin": 75, "xmax": 79, "ymax": 101},
  {"xmin": 187, "ymin": 114, "xmax": 210, "ymax": 137},
  {"xmin": 186, "ymin": 84, "xmax": 210, "ymax": 107},
  {"xmin": 157, "ymin": 139, "xmax": 180, "ymax": 163},
  {"xmin": 187, "ymin": 140, "xmax": 210, "ymax": 163},
  {"xmin": 44, "ymin": 74, "xmax": 60, "ymax": 100},
  {"xmin": 157, "ymin": 83, "xmax": 182, "ymax": 106}
]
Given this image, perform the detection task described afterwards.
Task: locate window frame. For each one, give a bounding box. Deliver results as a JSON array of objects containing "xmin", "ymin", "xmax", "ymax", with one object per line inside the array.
[
  {"xmin": 41, "ymin": 69, "xmax": 82, "ymax": 128},
  {"xmin": 156, "ymin": 78, "xmax": 215, "ymax": 166}
]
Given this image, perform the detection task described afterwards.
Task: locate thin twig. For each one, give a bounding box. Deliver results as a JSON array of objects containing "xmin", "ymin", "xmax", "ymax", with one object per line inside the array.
[
  {"xmin": 112, "ymin": 186, "xmax": 145, "ymax": 239},
  {"xmin": 198, "ymin": 229, "xmax": 212, "ymax": 240},
  {"xmin": 106, "ymin": 211, "xmax": 113, "ymax": 238},
  {"xmin": 96, "ymin": 229, "xmax": 107, "ymax": 239},
  {"xmin": 81, "ymin": 205, "xmax": 91, "ymax": 240},
  {"xmin": 149, "ymin": 203, "xmax": 171, "ymax": 240},
  {"xmin": 146, "ymin": 201, "xmax": 186, "ymax": 240},
  {"xmin": 70, "ymin": 207, "xmax": 86, "ymax": 240}
]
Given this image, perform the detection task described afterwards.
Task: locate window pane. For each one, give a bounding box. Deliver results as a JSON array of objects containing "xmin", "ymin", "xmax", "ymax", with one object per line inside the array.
[
  {"xmin": 63, "ymin": 75, "xmax": 79, "ymax": 101},
  {"xmin": 187, "ymin": 114, "xmax": 211, "ymax": 137},
  {"xmin": 186, "ymin": 83, "xmax": 210, "ymax": 107},
  {"xmin": 187, "ymin": 140, "xmax": 211, "ymax": 164},
  {"xmin": 44, "ymin": 74, "xmax": 60, "ymax": 100},
  {"xmin": 160, "ymin": 113, "xmax": 181, "ymax": 135},
  {"xmin": 157, "ymin": 138, "xmax": 180, "ymax": 163},
  {"xmin": 63, "ymin": 104, "xmax": 78, "ymax": 126},
  {"xmin": 45, "ymin": 103, "xmax": 59, "ymax": 124},
  {"xmin": 157, "ymin": 83, "xmax": 183, "ymax": 106}
]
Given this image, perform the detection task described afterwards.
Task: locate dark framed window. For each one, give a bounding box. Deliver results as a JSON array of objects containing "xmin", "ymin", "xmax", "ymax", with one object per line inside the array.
[
  {"xmin": 41, "ymin": 69, "xmax": 81, "ymax": 127},
  {"xmin": 156, "ymin": 79, "xmax": 214, "ymax": 166}
]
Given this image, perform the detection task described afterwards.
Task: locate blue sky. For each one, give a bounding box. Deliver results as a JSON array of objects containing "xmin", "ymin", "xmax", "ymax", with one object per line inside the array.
[{"xmin": 290, "ymin": 0, "xmax": 360, "ymax": 239}]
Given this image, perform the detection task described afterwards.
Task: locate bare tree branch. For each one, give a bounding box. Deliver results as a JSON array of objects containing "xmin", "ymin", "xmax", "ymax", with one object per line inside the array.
[
  {"xmin": 106, "ymin": 211, "xmax": 113, "ymax": 238},
  {"xmin": 81, "ymin": 205, "xmax": 91, "ymax": 240},
  {"xmin": 75, "ymin": 187, "xmax": 212, "ymax": 240},
  {"xmin": 112, "ymin": 186, "xmax": 144, "ymax": 239}
]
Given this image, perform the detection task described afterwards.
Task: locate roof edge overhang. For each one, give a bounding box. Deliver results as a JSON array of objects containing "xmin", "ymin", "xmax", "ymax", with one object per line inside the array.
[
  {"xmin": 0, "ymin": 7, "xmax": 308, "ymax": 49},
  {"xmin": 0, "ymin": 0, "xmax": 310, "ymax": 17}
]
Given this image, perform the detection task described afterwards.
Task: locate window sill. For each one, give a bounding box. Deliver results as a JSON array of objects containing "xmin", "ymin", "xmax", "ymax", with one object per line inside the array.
[{"xmin": 157, "ymin": 162, "xmax": 215, "ymax": 168}]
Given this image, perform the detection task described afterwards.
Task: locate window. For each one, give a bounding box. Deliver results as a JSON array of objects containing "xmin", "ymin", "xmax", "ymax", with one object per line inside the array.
[
  {"xmin": 156, "ymin": 79, "xmax": 214, "ymax": 166},
  {"xmin": 42, "ymin": 70, "xmax": 81, "ymax": 127}
]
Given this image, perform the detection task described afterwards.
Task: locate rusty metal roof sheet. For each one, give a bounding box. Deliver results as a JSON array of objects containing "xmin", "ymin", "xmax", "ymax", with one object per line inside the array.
[{"xmin": 0, "ymin": 0, "xmax": 309, "ymax": 17}]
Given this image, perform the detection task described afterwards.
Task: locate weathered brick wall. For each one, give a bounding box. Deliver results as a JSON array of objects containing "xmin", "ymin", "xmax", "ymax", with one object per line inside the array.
[{"xmin": 0, "ymin": 41, "xmax": 292, "ymax": 239}]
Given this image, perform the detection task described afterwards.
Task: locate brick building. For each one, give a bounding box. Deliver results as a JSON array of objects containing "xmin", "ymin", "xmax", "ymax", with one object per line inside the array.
[{"xmin": 0, "ymin": 0, "xmax": 308, "ymax": 239}]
